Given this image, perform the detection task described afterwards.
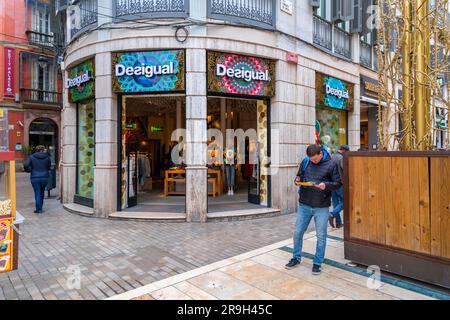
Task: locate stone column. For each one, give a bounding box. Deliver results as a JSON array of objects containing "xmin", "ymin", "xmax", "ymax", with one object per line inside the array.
[
  {"xmin": 61, "ymin": 69, "xmax": 77, "ymax": 204},
  {"xmin": 270, "ymin": 61, "xmax": 300, "ymax": 213},
  {"xmin": 94, "ymin": 52, "xmax": 118, "ymax": 218},
  {"xmin": 185, "ymin": 49, "xmax": 207, "ymax": 222},
  {"xmin": 348, "ymin": 83, "xmax": 361, "ymax": 151}
]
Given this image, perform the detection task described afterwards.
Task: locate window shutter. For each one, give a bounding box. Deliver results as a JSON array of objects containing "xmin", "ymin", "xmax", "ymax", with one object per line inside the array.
[
  {"xmin": 341, "ymin": 0, "xmax": 354, "ymax": 21},
  {"xmin": 332, "ymin": 0, "xmax": 341, "ymax": 22},
  {"xmin": 310, "ymin": 0, "xmax": 321, "ymax": 8},
  {"xmin": 361, "ymin": 0, "xmax": 372, "ymax": 36},
  {"xmin": 332, "ymin": 0, "xmax": 354, "ymax": 23},
  {"xmin": 351, "ymin": 0, "xmax": 363, "ymax": 32}
]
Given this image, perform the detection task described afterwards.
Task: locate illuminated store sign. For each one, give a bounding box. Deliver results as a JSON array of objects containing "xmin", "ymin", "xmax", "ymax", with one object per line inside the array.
[
  {"xmin": 207, "ymin": 51, "xmax": 275, "ymax": 97},
  {"xmin": 112, "ymin": 50, "xmax": 185, "ymax": 93},
  {"xmin": 316, "ymin": 73, "xmax": 354, "ymax": 111}
]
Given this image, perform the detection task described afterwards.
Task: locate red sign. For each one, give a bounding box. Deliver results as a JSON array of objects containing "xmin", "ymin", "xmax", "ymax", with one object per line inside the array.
[
  {"xmin": 286, "ymin": 51, "xmax": 298, "ymax": 64},
  {"xmin": 4, "ymin": 48, "xmax": 15, "ymax": 97}
]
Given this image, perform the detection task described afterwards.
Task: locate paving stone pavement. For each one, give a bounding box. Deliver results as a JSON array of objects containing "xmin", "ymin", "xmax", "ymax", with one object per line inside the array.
[
  {"xmin": 111, "ymin": 228, "xmax": 449, "ymax": 301},
  {"xmin": 0, "ymin": 173, "xmax": 300, "ymax": 300}
]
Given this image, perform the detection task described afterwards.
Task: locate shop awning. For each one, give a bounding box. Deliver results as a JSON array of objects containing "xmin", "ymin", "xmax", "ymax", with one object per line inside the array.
[{"xmin": 360, "ymin": 96, "xmax": 387, "ymax": 107}]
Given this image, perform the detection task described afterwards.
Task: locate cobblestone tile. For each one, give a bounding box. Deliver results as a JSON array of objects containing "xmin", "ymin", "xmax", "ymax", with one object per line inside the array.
[{"xmin": 1, "ymin": 173, "xmax": 298, "ymax": 300}]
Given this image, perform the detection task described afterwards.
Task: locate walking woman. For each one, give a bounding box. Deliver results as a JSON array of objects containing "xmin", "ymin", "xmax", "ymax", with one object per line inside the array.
[{"xmin": 24, "ymin": 145, "xmax": 51, "ymax": 213}]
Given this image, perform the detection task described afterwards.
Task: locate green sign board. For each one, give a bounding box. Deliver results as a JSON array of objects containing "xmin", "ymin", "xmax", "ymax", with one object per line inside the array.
[
  {"xmin": 316, "ymin": 72, "xmax": 353, "ymax": 111},
  {"xmin": 68, "ymin": 59, "xmax": 95, "ymax": 103}
]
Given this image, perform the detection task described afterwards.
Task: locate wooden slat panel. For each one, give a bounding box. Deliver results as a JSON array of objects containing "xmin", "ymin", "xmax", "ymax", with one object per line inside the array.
[
  {"xmin": 431, "ymin": 157, "xmax": 450, "ymax": 259},
  {"xmin": 382, "ymin": 157, "xmax": 393, "ymax": 247},
  {"xmin": 407, "ymin": 157, "xmax": 421, "ymax": 252},
  {"xmin": 418, "ymin": 157, "xmax": 431, "ymax": 254},
  {"xmin": 367, "ymin": 157, "xmax": 385, "ymax": 244},
  {"xmin": 360, "ymin": 156, "xmax": 370, "ymax": 241},
  {"xmin": 349, "ymin": 157, "xmax": 364, "ymax": 240},
  {"xmin": 386, "ymin": 157, "xmax": 403, "ymax": 248}
]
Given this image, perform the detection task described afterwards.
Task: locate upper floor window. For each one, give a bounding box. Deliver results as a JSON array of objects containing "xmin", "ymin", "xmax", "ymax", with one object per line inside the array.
[{"xmin": 31, "ymin": 3, "xmax": 51, "ymax": 35}]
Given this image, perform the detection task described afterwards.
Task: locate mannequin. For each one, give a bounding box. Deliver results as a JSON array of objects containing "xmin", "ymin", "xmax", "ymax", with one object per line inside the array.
[{"xmin": 224, "ymin": 146, "xmax": 237, "ymax": 195}]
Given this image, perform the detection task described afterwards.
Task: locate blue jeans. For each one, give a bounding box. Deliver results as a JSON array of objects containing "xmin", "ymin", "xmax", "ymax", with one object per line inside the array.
[
  {"xmin": 225, "ymin": 165, "xmax": 235, "ymax": 188},
  {"xmin": 293, "ymin": 204, "xmax": 329, "ymax": 266},
  {"xmin": 31, "ymin": 177, "xmax": 48, "ymax": 211},
  {"xmin": 331, "ymin": 186, "xmax": 344, "ymax": 225}
]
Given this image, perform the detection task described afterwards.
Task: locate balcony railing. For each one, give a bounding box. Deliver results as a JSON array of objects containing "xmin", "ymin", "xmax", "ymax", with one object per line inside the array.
[
  {"xmin": 360, "ymin": 40, "xmax": 377, "ymax": 70},
  {"xmin": 333, "ymin": 27, "xmax": 351, "ymax": 59},
  {"xmin": 26, "ymin": 31, "xmax": 55, "ymax": 49},
  {"xmin": 21, "ymin": 89, "xmax": 62, "ymax": 105},
  {"xmin": 313, "ymin": 15, "xmax": 352, "ymax": 60},
  {"xmin": 71, "ymin": 0, "xmax": 98, "ymax": 38},
  {"xmin": 114, "ymin": 0, "xmax": 189, "ymax": 19},
  {"xmin": 208, "ymin": 0, "xmax": 276, "ymax": 29},
  {"xmin": 360, "ymin": 40, "xmax": 372, "ymax": 68},
  {"xmin": 313, "ymin": 14, "xmax": 332, "ymax": 51}
]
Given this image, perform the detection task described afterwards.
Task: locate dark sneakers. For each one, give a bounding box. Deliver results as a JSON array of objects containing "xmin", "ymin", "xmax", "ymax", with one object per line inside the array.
[
  {"xmin": 285, "ymin": 258, "xmax": 300, "ymax": 269},
  {"xmin": 328, "ymin": 215, "xmax": 336, "ymax": 228},
  {"xmin": 312, "ymin": 264, "xmax": 322, "ymax": 275}
]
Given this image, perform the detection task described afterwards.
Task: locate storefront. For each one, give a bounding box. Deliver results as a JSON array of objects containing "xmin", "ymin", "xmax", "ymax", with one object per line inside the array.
[
  {"xmin": 360, "ymin": 75, "xmax": 383, "ymax": 150},
  {"xmin": 67, "ymin": 59, "xmax": 96, "ymax": 207},
  {"xmin": 206, "ymin": 51, "xmax": 275, "ymax": 208},
  {"xmin": 315, "ymin": 72, "xmax": 353, "ymax": 153},
  {"xmin": 113, "ymin": 50, "xmax": 186, "ymax": 213}
]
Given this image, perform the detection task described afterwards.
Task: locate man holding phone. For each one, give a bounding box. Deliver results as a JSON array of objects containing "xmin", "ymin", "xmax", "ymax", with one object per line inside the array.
[{"xmin": 285, "ymin": 144, "xmax": 341, "ymax": 275}]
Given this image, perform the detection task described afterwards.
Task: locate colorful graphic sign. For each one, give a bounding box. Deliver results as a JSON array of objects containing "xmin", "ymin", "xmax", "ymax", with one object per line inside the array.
[
  {"xmin": 4, "ymin": 48, "xmax": 15, "ymax": 97},
  {"xmin": 112, "ymin": 50, "xmax": 185, "ymax": 93},
  {"xmin": 316, "ymin": 73, "xmax": 353, "ymax": 111},
  {"xmin": 0, "ymin": 219, "xmax": 13, "ymax": 273},
  {"xmin": 68, "ymin": 59, "xmax": 95, "ymax": 103},
  {"xmin": 207, "ymin": 51, "xmax": 276, "ymax": 97}
]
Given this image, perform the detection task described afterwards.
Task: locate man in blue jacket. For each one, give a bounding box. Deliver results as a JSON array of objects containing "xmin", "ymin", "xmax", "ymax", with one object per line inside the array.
[
  {"xmin": 24, "ymin": 145, "xmax": 51, "ymax": 213},
  {"xmin": 286, "ymin": 144, "xmax": 341, "ymax": 275}
]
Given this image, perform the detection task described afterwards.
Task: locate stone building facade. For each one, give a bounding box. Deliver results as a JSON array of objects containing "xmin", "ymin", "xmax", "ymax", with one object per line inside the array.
[{"xmin": 59, "ymin": 0, "xmax": 372, "ymax": 220}]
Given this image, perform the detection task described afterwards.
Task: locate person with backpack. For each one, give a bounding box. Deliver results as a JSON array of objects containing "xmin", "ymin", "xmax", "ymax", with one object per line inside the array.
[
  {"xmin": 285, "ymin": 144, "xmax": 341, "ymax": 275},
  {"xmin": 329, "ymin": 145, "xmax": 349, "ymax": 228},
  {"xmin": 24, "ymin": 145, "xmax": 51, "ymax": 214}
]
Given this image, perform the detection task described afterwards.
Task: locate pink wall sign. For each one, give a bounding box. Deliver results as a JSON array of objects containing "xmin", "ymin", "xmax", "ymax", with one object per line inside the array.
[{"xmin": 4, "ymin": 48, "xmax": 15, "ymax": 97}]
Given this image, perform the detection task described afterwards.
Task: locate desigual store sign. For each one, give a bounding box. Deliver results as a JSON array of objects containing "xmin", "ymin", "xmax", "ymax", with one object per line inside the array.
[
  {"xmin": 316, "ymin": 73, "xmax": 354, "ymax": 111},
  {"xmin": 67, "ymin": 59, "xmax": 95, "ymax": 103},
  {"xmin": 112, "ymin": 50, "xmax": 185, "ymax": 93},
  {"xmin": 207, "ymin": 51, "xmax": 276, "ymax": 97}
]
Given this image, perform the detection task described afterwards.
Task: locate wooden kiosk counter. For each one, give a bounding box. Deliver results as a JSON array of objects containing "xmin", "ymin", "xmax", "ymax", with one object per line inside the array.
[
  {"xmin": 0, "ymin": 151, "xmax": 22, "ymax": 274},
  {"xmin": 344, "ymin": 151, "xmax": 450, "ymax": 289}
]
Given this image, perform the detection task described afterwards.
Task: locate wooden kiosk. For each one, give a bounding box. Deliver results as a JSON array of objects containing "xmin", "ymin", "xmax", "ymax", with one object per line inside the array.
[
  {"xmin": 0, "ymin": 151, "xmax": 19, "ymax": 273},
  {"xmin": 344, "ymin": 151, "xmax": 450, "ymax": 289}
]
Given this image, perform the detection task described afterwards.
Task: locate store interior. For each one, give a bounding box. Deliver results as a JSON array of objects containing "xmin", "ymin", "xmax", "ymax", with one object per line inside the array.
[{"xmin": 120, "ymin": 95, "xmax": 267, "ymax": 215}]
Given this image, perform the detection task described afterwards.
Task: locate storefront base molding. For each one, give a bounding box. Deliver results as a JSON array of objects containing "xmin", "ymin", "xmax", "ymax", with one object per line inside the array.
[
  {"xmin": 63, "ymin": 203, "xmax": 94, "ymax": 217},
  {"xmin": 68, "ymin": 208, "xmax": 284, "ymax": 223},
  {"xmin": 207, "ymin": 208, "xmax": 282, "ymax": 222},
  {"xmin": 109, "ymin": 211, "xmax": 186, "ymax": 222}
]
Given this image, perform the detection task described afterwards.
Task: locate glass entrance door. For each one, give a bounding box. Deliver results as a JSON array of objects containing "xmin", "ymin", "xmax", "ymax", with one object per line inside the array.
[
  {"xmin": 126, "ymin": 143, "xmax": 138, "ymax": 208},
  {"xmin": 247, "ymin": 140, "xmax": 260, "ymax": 205}
]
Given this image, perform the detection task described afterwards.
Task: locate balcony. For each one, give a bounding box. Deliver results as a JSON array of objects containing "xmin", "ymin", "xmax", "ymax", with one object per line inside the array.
[
  {"xmin": 208, "ymin": 0, "xmax": 276, "ymax": 30},
  {"xmin": 333, "ymin": 27, "xmax": 351, "ymax": 59},
  {"xmin": 360, "ymin": 40, "xmax": 377, "ymax": 70},
  {"xmin": 313, "ymin": 15, "xmax": 332, "ymax": 51},
  {"xmin": 21, "ymin": 89, "xmax": 62, "ymax": 105},
  {"xmin": 114, "ymin": 0, "xmax": 189, "ymax": 20},
  {"xmin": 313, "ymin": 15, "xmax": 352, "ymax": 60},
  {"xmin": 26, "ymin": 31, "xmax": 55, "ymax": 50},
  {"xmin": 71, "ymin": 0, "xmax": 98, "ymax": 38}
]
